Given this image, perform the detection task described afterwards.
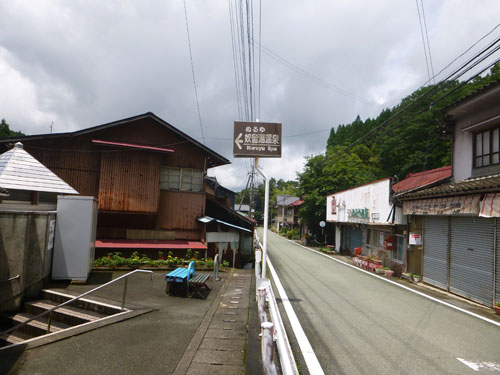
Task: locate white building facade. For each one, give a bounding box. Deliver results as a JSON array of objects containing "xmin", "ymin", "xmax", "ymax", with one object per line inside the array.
[{"xmin": 326, "ymin": 178, "xmax": 407, "ymax": 272}]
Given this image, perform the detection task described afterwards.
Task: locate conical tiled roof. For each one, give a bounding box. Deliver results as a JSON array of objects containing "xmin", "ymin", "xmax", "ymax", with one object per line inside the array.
[{"xmin": 0, "ymin": 142, "xmax": 78, "ymax": 194}]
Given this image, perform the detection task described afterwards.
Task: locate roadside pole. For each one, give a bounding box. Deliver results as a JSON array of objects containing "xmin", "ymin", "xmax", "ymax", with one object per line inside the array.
[
  {"xmin": 233, "ymin": 121, "xmax": 282, "ymax": 280},
  {"xmin": 255, "ymin": 157, "xmax": 269, "ymax": 279}
]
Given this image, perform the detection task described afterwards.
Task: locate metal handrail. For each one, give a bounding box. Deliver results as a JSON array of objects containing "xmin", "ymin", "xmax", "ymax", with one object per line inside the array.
[
  {"xmin": 0, "ymin": 274, "xmax": 20, "ymax": 284},
  {"xmin": 254, "ymin": 229, "xmax": 299, "ymax": 375},
  {"xmin": 0, "ymin": 269, "xmax": 153, "ymax": 337}
]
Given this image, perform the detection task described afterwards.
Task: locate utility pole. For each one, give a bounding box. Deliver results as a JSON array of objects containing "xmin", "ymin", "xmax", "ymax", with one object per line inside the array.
[{"xmin": 249, "ymin": 165, "xmax": 255, "ymax": 219}]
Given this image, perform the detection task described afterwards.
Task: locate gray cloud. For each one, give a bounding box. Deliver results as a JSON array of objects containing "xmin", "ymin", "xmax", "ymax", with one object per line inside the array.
[{"xmin": 1, "ymin": 0, "xmax": 499, "ymax": 191}]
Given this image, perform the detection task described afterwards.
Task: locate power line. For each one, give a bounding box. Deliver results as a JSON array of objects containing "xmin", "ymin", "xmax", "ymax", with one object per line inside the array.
[
  {"xmin": 257, "ymin": 0, "xmax": 262, "ymax": 120},
  {"xmin": 228, "ymin": 0, "xmax": 243, "ymax": 119},
  {"xmin": 250, "ymin": 38, "xmax": 378, "ymax": 106},
  {"xmin": 183, "ymin": 0, "xmax": 206, "ymax": 144},
  {"xmin": 327, "ymin": 32, "xmax": 500, "ymax": 166},
  {"xmin": 416, "ymin": 0, "xmax": 432, "ymax": 83},
  {"xmin": 420, "ymin": 0, "xmax": 435, "ymax": 83},
  {"xmin": 423, "ymin": 22, "xmax": 500, "ymax": 86}
]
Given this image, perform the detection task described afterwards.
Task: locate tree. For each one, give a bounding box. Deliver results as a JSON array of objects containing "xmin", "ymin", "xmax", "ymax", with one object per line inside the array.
[{"xmin": 0, "ymin": 119, "xmax": 25, "ymax": 138}]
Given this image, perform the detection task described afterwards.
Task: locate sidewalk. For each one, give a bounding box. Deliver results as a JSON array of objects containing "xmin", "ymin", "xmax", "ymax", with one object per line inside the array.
[
  {"xmin": 1, "ymin": 268, "xmax": 258, "ymax": 375},
  {"xmin": 174, "ymin": 269, "xmax": 253, "ymax": 375}
]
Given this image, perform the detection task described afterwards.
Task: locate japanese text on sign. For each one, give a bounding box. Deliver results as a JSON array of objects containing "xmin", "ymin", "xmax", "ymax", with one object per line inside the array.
[{"xmin": 233, "ymin": 121, "xmax": 282, "ymax": 158}]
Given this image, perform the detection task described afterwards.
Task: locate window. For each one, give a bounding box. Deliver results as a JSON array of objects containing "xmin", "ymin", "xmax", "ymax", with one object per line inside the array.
[
  {"xmin": 475, "ymin": 127, "xmax": 500, "ymax": 167},
  {"xmin": 367, "ymin": 229, "xmax": 385, "ymax": 247},
  {"xmin": 393, "ymin": 234, "xmax": 404, "ymax": 262},
  {"xmin": 160, "ymin": 167, "xmax": 203, "ymax": 192}
]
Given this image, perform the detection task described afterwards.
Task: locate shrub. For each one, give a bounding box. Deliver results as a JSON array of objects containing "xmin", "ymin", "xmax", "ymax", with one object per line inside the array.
[{"xmin": 286, "ymin": 228, "xmax": 300, "ymax": 240}]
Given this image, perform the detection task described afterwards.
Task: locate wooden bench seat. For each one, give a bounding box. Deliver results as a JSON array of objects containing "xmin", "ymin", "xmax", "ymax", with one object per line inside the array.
[{"xmin": 188, "ymin": 273, "xmax": 211, "ymax": 299}]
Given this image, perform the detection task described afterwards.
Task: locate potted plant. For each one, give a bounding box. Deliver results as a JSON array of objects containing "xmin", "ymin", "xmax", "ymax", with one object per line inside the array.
[
  {"xmin": 412, "ymin": 274, "xmax": 422, "ymax": 283},
  {"xmin": 384, "ymin": 269, "xmax": 395, "ymax": 277},
  {"xmin": 494, "ymin": 302, "xmax": 500, "ymax": 315},
  {"xmin": 375, "ymin": 267, "xmax": 386, "ymax": 275}
]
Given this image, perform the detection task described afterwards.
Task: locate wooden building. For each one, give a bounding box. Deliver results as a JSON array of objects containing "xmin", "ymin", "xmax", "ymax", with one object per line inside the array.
[{"xmin": 0, "ymin": 113, "xmax": 239, "ymax": 258}]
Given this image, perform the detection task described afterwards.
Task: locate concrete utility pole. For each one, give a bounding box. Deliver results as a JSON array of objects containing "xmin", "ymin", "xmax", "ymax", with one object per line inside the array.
[{"xmin": 255, "ymin": 157, "xmax": 269, "ymax": 279}]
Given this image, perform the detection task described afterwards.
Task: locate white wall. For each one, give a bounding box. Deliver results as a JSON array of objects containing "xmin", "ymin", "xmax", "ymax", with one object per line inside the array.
[
  {"xmin": 453, "ymin": 119, "xmax": 474, "ymax": 182},
  {"xmin": 326, "ymin": 178, "xmax": 403, "ymax": 225}
]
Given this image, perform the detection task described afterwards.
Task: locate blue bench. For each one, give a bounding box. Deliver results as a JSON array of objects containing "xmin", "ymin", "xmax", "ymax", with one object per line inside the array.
[{"xmin": 165, "ymin": 261, "xmax": 195, "ymax": 296}]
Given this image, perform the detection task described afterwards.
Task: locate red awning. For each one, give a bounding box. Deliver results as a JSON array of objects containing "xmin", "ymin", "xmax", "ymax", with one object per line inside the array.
[
  {"xmin": 92, "ymin": 139, "xmax": 174, "ymax": 153},
  {"xmin": 95, "ymin": 239, "xmax": 207, "ymax": 250}
]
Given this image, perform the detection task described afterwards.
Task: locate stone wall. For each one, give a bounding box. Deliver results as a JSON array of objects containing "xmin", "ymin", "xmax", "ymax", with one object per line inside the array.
[{"xmin": 0, "ymin": 211, "xmax": 55, "ymax": 312}]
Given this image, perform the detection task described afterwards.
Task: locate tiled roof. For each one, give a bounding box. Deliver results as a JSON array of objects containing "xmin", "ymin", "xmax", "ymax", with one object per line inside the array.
[
  {"xmin": 392, "ymin": 166, "xmax": 452, "ymax": 194},
  {"xmin": 276, "ymin": 195, "xmax": 300, "ymax": 206},
  {"xmin": 397, "ymin": 173, "xmax": 500, "ymax": 200},
  {"xmin": 0, "ymin": 142, "xmax": 78, "ymax": 194},
  {"xmin": 444, "ymin": 79, "xmax": 500, "ymax": 114}
]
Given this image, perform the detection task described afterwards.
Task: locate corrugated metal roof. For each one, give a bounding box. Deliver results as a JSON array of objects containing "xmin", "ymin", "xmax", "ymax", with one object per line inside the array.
[
  {"xmin": 397, "ymin": 173, "xmax": 500, "ymax": 200},
  {"xmin": 392, "ymin": 166, "xmax": 452, "ymax": 194},
  {"xmin": 0, "ymin": 113, "xmax": 230, "ymax": 168},
  {"xmin": 276, "ymin": 195, "xmax": 300, "ymax": 206},
  {"xmin": 0, "ymin": 142, "xmax": 78, "ymax": 194}
]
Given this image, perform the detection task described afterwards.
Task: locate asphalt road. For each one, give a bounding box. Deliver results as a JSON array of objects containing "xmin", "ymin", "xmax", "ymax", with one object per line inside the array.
[{"xmin": 260, "ymin": 229, "xmax": 500, "ymax": 375}]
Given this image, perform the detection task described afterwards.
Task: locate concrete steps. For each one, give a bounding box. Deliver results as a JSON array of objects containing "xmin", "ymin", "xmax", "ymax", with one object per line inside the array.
[{"xmin": 0, "ymin": 289, "xmax": 123, "ymax": 349}]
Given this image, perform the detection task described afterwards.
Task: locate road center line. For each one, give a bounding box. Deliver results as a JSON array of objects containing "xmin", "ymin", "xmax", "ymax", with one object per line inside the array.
[
  {"xmin": 271, "ymin": 231, "xmax": 500, "ymax": 328},
  {"xmin": 265, "ymin": 252, "xmax": 325, "ymax": 375}
]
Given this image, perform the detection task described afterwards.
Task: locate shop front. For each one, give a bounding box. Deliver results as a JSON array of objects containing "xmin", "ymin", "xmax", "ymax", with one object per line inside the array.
[
  {"xmin": 327, "ymin": 178, "xmax": 406, "ymax": 273},
  {"xmin": 403, "ymin": 194, "xmax": 500, "ymax": 306}
]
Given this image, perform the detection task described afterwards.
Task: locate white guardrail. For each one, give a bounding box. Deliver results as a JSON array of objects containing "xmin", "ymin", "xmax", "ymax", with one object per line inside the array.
[{"xmin": 254, "ymin": 232, "xmax": 299, "ymax": 375}]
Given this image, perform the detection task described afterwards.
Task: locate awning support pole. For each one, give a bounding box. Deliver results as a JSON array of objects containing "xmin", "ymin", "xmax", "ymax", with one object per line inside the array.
[{"xmin": 255, "ymin": 157, "xmax": 269, "ymax": 279}]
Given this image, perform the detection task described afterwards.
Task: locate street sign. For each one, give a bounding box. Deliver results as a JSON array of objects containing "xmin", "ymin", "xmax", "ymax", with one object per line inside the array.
[{"xmin": 233, "ymin": 121, "xmax": 282, "ymax": 158}]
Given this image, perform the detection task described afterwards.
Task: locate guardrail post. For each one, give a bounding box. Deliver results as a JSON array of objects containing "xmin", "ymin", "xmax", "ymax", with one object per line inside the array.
[
  {"xmin": 261, "ymin": 322, "xmax": 277, "ymax": 375},
  {"xmin": 258, "ymin": 286, "xmax": 267, "ymax": 323}
]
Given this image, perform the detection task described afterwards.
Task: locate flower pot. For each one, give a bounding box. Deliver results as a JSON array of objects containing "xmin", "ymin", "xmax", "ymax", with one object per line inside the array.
[
  {"xmin": 384, "ymin": 270, "xmax": 394, "ymax": 277},
  {"xmin": 413, "ymin": 275, "xmax": 422, "ymax": 283},
  {"xmin": 375, "ymin": 268, "xmax": 385, "ymax": 274},
  {"xmin": 494, "ymin": 306, "xmax": 500, "ymax": 315}
]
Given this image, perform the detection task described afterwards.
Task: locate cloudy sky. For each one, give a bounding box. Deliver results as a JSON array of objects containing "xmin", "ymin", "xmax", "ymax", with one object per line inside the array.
[{"xmin": 1, "ymin": 0, "xmax": 500, "ymax": 191}]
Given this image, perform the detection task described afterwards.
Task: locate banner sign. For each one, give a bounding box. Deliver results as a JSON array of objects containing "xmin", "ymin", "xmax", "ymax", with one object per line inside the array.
[
  {"xmin": 402, "ymin": 195, "xmax": 481, "ymax": 216},
  {"xmin": 480, "ymin": 193, "xmax": 500, "ymax": 217}
]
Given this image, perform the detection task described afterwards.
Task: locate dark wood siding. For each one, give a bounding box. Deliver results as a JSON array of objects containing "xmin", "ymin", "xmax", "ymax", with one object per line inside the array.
[
  {"xmin": 24, "ymin": 139, "xmax": 101, "ymax": 196},
  {"xmin": 98, "ymin": 151, "xmax": 160, "ymax": 213},
  {"xmin": 157, "ymin": 191, "xmax": 205, "ymax": 231},
  {"xmin": 92, "ymin": 118, "xmax": 206, "ymax": 170}
]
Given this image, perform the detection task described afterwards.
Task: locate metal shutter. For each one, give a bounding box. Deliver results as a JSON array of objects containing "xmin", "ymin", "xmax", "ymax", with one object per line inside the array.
[
  {"xmin": 423, "ymin": 216, "xmax": 449, "ymax": 289},
  {"xmin": 450, "ymin": 216, "xmax": 494, "ymax": 306},
  {"xmin": 496, "ymin": 219, "xmax": 500, "ymax": 305}
]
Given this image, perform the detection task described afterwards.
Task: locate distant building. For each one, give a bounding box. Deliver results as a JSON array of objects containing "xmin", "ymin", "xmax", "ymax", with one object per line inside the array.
[{"xmin": 275, "ymin": 194, "xmax": 302, "ymax": 231}]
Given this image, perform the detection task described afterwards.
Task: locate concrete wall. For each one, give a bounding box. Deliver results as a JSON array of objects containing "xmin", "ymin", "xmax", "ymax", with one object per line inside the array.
[
  {"xmin": 0, "ymin": 211, "xmax": 55, "ymax": 312},
  {"xmin": 327, "ymin": 178, "xmax": 404, "ymax": 225}
]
